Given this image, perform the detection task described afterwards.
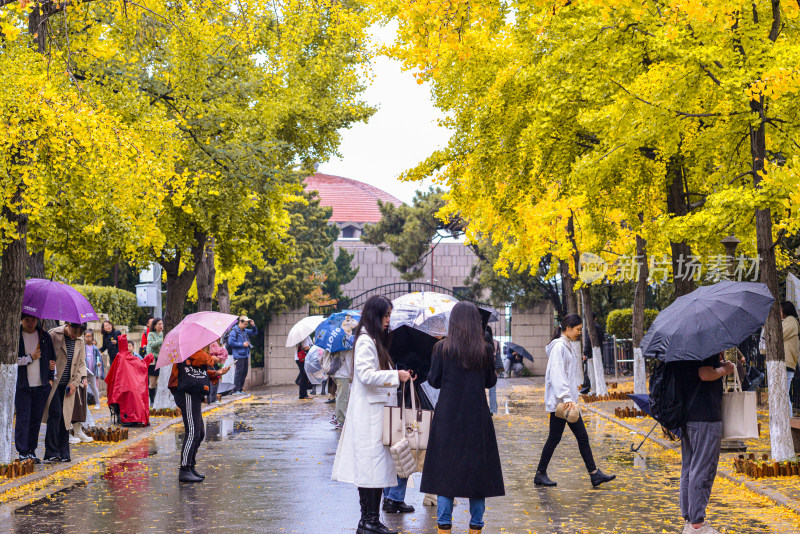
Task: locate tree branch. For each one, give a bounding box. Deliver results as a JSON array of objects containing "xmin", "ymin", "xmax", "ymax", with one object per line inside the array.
[
  {"xmin": 769, "ymin": 0, "xmax": 782, "ymax": 42},
  {"xmin": 699, "ymin": 63, "xmax": 722, "ymax": 86}
]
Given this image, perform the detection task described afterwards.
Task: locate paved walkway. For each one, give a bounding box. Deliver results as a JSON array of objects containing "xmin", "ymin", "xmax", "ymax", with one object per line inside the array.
[{"xmin": 3, "ymin": 379, "xmax": 797, "ymax": 533}]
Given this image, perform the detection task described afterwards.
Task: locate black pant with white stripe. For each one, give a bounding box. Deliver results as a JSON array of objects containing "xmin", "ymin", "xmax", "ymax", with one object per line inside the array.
[{"xmin": 174, "ymin": 390, "xmax": 206, "ymax": 468}]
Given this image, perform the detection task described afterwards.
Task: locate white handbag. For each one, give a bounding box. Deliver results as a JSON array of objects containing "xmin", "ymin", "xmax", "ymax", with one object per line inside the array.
[
  {"xmin": 382, "ymin": 382, "xmax": 433, "ymax": 449},
  {"xmin": 721, "ymin": 366, "xmax": 759, "ymax": 440},
  {"xmin": 390, "ymin": 438, "xmax": 418, "ymax": 478}
]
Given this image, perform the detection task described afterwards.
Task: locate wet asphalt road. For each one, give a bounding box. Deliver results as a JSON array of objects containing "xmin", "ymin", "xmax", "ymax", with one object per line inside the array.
[{"xmin": 8, "ymin": 381, "xmax": 798, "ymax": 534}]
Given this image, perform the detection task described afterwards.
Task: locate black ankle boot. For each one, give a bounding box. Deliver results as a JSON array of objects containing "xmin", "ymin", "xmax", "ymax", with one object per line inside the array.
[
  {"xmin": 590, "ymin": 468, "xmax": 616, "ymax": 487},
  {"xmin": 191, "ymin": 467, "xmax": 205, "ymax": 479},
  {"xmin": 149, "ymin": 388, "xmax": 156, "ymax": 405},
  {"xmin": 179, "ymin": 467, "xmax": 203, "ymax": 483},
  {"xmin": 383, "ymin": 498, "xmax": 415, "ymax": 513},
  {"xmin": 534, "ymin": 470, "xmax": 557, "ymax": 486}
]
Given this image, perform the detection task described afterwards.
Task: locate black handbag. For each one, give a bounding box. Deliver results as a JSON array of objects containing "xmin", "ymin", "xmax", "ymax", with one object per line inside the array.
[{"xmin": 177, "ymin": 361, "xmax": 209, "ymax": 395}]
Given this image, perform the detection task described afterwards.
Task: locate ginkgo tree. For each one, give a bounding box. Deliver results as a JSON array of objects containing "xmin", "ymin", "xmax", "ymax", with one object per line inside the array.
[
  {"xmin": 382, "ymin": 0, "xmax": 800, "ymax": 459},
  {"xmin": 0, "ymin": 38, "xmax": 177, "ymax": 462}
]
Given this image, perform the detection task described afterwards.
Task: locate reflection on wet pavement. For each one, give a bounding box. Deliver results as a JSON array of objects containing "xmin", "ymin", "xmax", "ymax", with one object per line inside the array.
[{"xmin": 10, "ymin": 385, "xmax": 800, "ymax": 534}]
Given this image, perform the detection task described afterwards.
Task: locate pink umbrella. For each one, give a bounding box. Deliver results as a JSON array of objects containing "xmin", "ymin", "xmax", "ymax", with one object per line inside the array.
[{"xmin": 155, "ymin": 312, "xmax": 239, "ymax": 370}]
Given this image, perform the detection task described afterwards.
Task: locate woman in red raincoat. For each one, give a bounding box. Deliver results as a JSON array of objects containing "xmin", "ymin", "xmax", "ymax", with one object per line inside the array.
[{"xmin": 105, "ymin": 335, "xmax": 152, "ymax": 426}]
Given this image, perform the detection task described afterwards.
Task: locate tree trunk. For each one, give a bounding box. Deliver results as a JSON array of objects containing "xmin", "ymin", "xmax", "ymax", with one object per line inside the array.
[
  {"xmin": 160, "ymin": 232, "xmax": 207, "ymax": 332},
  {"xmin": 581, "ymin": 286, "xmax": 607, "ymax": 395},
  {"xmin": 152, "ymin": 363, "xmax": 176, "ymax": 410},
  {"xmin": 751, "ymin": 119, "xmax": 793, "ymax": 460},
  {"xmin": 666, "ymin": 158, "xmax": 695, "ymax": 297},
  {"xmin": 560, "ymin": 261, "xmax": 578, "ymax": 316},
  {"xmin": 27, "ymin": 251, "xmax": 57, "ymax": 331},
  {"xmin": 632, "ymin": 233, "xmax": 649, "ymax": 394},
  {"xmin": 217, "ymin": 279, "xmax": 231, "ymax": 314},
  {"xmin": 196, "ymin": 238, "xmax": 216, "ymax": 312},
  {"xmin": 0, "ymin": 190, "xmax": 27, "ymax": 463}
]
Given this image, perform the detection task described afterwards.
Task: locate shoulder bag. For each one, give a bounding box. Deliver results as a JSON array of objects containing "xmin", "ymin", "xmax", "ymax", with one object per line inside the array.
[
  {"xmin": 177, "ymin": 361, "xmax": 209, "ymax": 395},
  {"xmin": 382, "ymin": 381, "xmax": 433, "ymax": 450},
  {"xmin": 721, "ymin": 363, "xmax": 759, "ymax": 440}
]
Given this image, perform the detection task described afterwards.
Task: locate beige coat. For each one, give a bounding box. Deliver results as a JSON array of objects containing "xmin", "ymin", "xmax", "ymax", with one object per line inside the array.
[
  {"xmin": 783, "ymin": 315, "xmax": 800, "ymax": 370},
  {"xmin": 42, "ymin": 326, "xmax": 87, "ymax": 430}
]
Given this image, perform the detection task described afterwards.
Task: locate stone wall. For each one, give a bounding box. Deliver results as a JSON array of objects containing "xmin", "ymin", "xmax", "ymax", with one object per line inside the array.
[
  {"xmin": 263, "ymin": 305, "xmax": 312, "ymax": 386},
  {"xmin": 510, "ymin": 301, "xmax": 555, "ymax": 376},
  {"xmin": 336, "ymin": 240, "xmax": 478, "ymax": 296}
]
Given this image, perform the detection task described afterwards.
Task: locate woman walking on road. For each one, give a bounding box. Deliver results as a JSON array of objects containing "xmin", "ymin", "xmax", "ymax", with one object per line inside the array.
[
  {"xmin": 331, "ymin": 295, "xmax": 413, "ymax": 534},
  {"xmin": 534, "ymin": 313, "xmax": 616, "ymax": 488},
  {"xmin": 420, "ymin": 302, "xmax": 504, "ymax": 534}
]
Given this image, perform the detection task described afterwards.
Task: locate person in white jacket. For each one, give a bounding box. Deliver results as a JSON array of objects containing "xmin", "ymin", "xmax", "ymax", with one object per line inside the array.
[
  {"xmin": 534, "ymin": 313, "xmax": 616, "ymax": 488},
  {"xmin": 332, "ymin": 295, "xmax": 413, "ymax": 534}
]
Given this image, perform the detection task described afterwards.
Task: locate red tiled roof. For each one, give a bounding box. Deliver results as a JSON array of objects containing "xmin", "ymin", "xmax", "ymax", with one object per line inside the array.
[{"xmin": 304, "ymin": 173, "xmax": 403, "ymax": 224}]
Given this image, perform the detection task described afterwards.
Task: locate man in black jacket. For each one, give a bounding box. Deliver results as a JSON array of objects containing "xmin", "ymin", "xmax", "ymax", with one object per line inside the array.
[{"xmin": 16, "ymin": 314, "xmax": 56, "ymax": 462}]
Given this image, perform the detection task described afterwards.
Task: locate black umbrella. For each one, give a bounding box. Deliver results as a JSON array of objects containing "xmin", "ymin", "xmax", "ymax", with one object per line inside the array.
[
  {"xmin": 505, "ymin": 341, "xmax": 534, "ymax": 362},
  {"xmin": 640, "ymin": 281, "xmax": 774, "ymax": 362},
  {"xmin": 389, "ymin": 325, "xmax": 439, "ymax": 382},
  {"xmin": 478, "ymin": 306, "xmax": 500, "ymax": 330}
]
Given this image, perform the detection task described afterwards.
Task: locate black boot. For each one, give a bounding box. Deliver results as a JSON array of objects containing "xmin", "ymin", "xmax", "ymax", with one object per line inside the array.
[
  {"xmin": 149, "ymin": 388, "xmax": 156, "ymax": 405},
  {"xmin": 383, "ymin": 498, "xmax": 415, "ymax": 513},
  {"xmin": 356, "ymin": 488, "xmax": 369, "ymax": 533},
  {"xmin": 590, "ymin": 468, "xmax": 616, "ymax": 487},
  {"xmin": 357, "ymin": 488, "xmax": 397, "ymax": 534},
  {"xmin": 191, "ymin": 467, "xmax": 205, "ymax": 479},
  {"xmin": 179, "ymin": 467, "xmax": 203, "ymax": 483},
  {"xmin": 534, "ymin": 470, "xmax": 557, "ymax": 486}
]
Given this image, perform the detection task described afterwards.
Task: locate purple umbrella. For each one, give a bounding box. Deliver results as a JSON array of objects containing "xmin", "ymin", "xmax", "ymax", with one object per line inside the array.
[{"xmin": 22, "ymin": 279, "xmax": 99, "ymax": 323}]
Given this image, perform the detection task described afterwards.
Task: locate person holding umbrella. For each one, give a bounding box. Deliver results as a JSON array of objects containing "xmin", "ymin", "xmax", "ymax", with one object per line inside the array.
[
  {"xmin": 100, "ymin": 320, "xmax": 122, "ymax": 367},
  {"xmin": 331, "ymin": 295, "xmax": 413, "ymax": 534},
  {"xmin": 640, "ymin": 281, "xmax": 774, "ymax": 534},
  {"xmin": 534, "ymin": 314, "xmax": 616, "ymax": 488},
  {"xmin": 42, "ymin": 322, "xmax": 88, "ymax": 463},
  {"xmin": 158, "ymin": 311, "xmax": 238, "ymax": 483},
  {"xmin": 15, "ymin": 313, "xmax": 56, "ymax": 462}
]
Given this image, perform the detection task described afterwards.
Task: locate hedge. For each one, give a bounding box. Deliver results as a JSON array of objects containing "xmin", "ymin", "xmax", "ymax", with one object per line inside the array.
[
  {"xmin": 606, "ymin": 308, "xmax": 659, "ymax": 339},
  {"xmin": 74, "ymin": 285, "xmax": 139, "ymax": 327}
]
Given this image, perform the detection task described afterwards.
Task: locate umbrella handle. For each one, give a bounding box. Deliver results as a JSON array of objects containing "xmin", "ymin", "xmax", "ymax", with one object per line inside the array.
[{"xmin": 631, "ymin": 420, "xmax": 660, "ymax": 452}]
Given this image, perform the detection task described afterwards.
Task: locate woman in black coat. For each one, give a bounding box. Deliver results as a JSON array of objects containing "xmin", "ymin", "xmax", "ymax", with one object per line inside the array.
[
  {"xmin": 420, "ymin": 301, "xmax": 504, "ymax": 534},
  {"xmin": 100, "ymin": 320, "xmax": 122, "ymax": 366}
]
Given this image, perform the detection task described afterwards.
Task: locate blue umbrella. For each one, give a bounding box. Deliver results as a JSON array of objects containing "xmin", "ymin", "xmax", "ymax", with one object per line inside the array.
[
  {"xmin": 640, "ymin": 281, "xmax": 773, "ymax": 362},
  {"xmin": 314, "ymin": 310, "xmax": 361, "ymax": 354}
]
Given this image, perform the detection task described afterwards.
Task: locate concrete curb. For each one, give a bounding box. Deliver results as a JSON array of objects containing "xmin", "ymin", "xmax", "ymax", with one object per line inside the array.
[
  {"xmin": 582, "ymin": 402, "xmax": 800, "ymax": 516},
  {"xmin": 0, "ymin": 394, "xmax": 251, "ymax": 516}
]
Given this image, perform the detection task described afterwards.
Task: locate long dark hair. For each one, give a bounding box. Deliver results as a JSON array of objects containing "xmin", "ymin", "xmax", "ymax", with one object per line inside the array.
[
  {"xmin": 355, "ymin": 295, "xmax": 394, "ymax": 370},
  {"xmin": 437, "ymin": 301, "xmax": 491, "ymax": 371},
  {"xmin": 781, "ymin": 301, "xmax": 798, "ymax": 320},
  {"xmin": 552, "ymin": 313, "xmax": 582, "ymax": 340}
]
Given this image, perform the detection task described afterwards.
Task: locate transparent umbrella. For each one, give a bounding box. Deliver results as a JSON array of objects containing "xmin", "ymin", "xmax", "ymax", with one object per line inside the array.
[{"xmin": 390, "ymin": 292, "xmax": 459, "ymax": 338}]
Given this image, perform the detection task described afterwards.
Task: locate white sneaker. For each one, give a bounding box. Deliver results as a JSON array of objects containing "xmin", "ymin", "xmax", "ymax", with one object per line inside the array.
[
  {"xmin": 683, "ymin": 522, "xmax": 720, "ymax": 534},
  {"xmin": 77, "ymin": 429, "xmax": 94, "ymax": 443},
  {"xmin": 69, "ymin": 434, "xmax": 81, "ymax": 445}
]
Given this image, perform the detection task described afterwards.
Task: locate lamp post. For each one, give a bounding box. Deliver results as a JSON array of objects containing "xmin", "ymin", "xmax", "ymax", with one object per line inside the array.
[{"xmin": 721, "ymin": 234, "xmax": 747, "ymax": 452}]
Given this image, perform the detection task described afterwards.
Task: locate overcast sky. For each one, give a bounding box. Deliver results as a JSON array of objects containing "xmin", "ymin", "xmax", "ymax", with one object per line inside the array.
[{"xmin": 318, "ymin": 23, "xmax": 452, "ymax": 204}]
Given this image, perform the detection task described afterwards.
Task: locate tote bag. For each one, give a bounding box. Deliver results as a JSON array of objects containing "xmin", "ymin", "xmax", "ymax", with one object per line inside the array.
[
  {"xmin": 382, "ymin": 382, "xmax": 433, "ymax": 450},
  {"xmin": 721, "ymin": 366, "xmax": 759, "ymax": 440}
]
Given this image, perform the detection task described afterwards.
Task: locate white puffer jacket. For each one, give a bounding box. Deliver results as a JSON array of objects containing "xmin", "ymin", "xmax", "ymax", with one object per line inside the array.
[{"xmin": 544, "ymin": 335, "xmax": 581, "ymax": 413}]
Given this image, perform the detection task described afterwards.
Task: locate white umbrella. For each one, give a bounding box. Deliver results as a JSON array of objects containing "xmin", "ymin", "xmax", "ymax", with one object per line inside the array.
[{"xmin": 285, "ymin": 315, "xmax": 326, "ymax": 348}]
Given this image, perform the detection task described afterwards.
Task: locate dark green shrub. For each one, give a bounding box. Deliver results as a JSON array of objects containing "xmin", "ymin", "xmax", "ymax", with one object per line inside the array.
[{"xmin": 74, "ymin": 285, "xmax": 138, "ymax": 326}]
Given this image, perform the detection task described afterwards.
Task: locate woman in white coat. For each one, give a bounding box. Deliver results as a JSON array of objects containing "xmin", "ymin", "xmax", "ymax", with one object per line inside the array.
[
  {"xmin": 332, "ymin": 295, "xmax": 413, "ymax": 534},
  {"xmin": 534, "ymin": 313, "xmax": 616, "ymax": 488}
]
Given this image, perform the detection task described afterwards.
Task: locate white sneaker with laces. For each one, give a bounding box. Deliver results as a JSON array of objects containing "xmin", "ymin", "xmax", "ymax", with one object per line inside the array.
[{"xmin": 69, "ymin": 434, "xmax": 81, "ymax": 445}]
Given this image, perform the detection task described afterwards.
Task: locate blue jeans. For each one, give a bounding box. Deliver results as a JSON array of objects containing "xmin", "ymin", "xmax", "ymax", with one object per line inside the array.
[
  {"xmin": 383, "ymin": 476, "xmax": 408, "ymax": 501},
  {"xmin": 488, "ymin": 386, "xmax": 498, "ymax": 414},
  {"xmin": 437, "ymin": 496, "xmax": 485, "ymax": 528}
]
